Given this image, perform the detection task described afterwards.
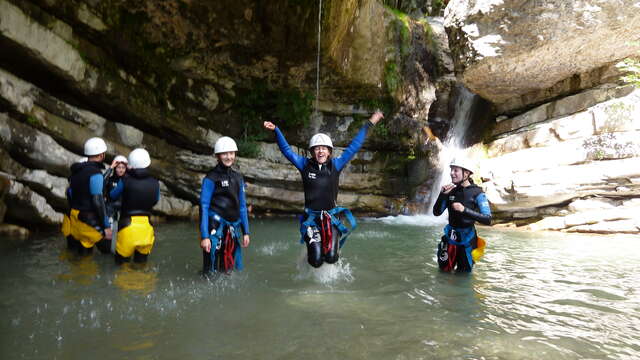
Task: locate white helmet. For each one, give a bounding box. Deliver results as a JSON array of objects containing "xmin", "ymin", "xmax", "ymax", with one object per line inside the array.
[
  {"xmin": 113, "ymin": 155, "xmax": 128, "ymax": 164},
  {"xmin": 450, "ymin": 158, "xmax": 474, "ymax": 174},
  {"xmin": 128, "ymin": 148, "xmax": 151, "ymax": 169},
  {"xmin": 214, "ymin": 136, "xmax": 238, "ymax": 154},
  {"xmin": 84, "ymin": 137, "xmax": 107, "ymax": 156},
  {"xmin": 309, "ymin": 133, "xmax": 333, "ymax": 149}
]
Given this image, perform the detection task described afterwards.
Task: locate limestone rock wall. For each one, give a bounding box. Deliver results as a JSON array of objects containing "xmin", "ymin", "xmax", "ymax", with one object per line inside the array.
[
  {"xmin": 444, "ymin": 0, "xmax": 640, "ymax": 114},
  {"xmin": 482, "ymin": 86, "xmax": 640, "ymax": 234},
  {"xmin": 1, "ymin": 0, "xmax": 438, "ymax": 231},
  {"xmin": 440, "ymin": 0, "xmax": 640, "ymax": 234}
]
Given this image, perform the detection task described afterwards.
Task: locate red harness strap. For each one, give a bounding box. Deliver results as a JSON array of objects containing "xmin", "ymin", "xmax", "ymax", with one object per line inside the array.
[
  {"xmin": 443, "ymin": 244, "xmax": 457, "ymax": 272},
  {"xmin": 320, "ymin": 211, "xmax": 333, "ymax": 255},
  {"xmin": 222, "ymin": 228, "xmax": 236, "ymax": 272}
]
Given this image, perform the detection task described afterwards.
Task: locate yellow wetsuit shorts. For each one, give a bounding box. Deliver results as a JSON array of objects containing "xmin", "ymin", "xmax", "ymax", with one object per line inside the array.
[
  {"xmin": 69, "ymin": 209, "xmax": 103, "ymax": 248},
  {"xmin": 116, "ymin": 216, "xmax": 155, "ymax": 258}
]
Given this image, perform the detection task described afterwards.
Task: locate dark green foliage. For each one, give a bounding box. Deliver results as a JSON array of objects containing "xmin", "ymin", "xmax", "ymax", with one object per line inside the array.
[
  {"xmin": 237, "ymin": 136, "xmax": 262, "ymax": 159},
  {"xmin": 235, "ymin": 80, "xmax": 314, "ymax": 154}
]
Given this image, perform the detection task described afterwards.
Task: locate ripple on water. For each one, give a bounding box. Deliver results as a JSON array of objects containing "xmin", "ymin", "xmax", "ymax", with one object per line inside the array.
[
  {"xmin": 575, "ymin": 288, "xmax": 628, "ymax": 301},
  {"xmin": 258, "ymin": 241, "xmax": 290, "ymax": 256}
]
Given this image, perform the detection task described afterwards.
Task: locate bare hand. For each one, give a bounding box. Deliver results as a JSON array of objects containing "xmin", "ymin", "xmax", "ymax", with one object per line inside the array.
[
  {"xmin": 441, "ymin": 183, "xmax": 455, "ymax": 194},
  {"xmin": 104, "ymin": 228, "xmax": 113, "ymax": 240},
  {"xmin": 451, "ymin": 202, "xmax": 465, "ymax": 212},
  {"xmin": 242, "ymin": 234, "xmax": 250, "ymax": 248},
  {"xmin": 263, "ymin": 121, "xmax": 276, "ymax": 131},
  {"xmin": 369, "ymin": 111, "xmax": 384, "ymax": 125},
  {"xmin": 200, "ymin": 238, "xmax": 211, "ymax": 253},
  {"xmin": 110, "ymin": 159, "xmax": 118, "ymax": 169}
]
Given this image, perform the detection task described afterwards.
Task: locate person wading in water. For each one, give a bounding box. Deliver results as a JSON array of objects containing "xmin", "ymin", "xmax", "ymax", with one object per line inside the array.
[
  {"xmin": 263, "ymin": 111, "xmax": 383, "ymax": 268},
  {"xmin": 433, "ymin": 158, "xmax": 492, "ymax": 272}
]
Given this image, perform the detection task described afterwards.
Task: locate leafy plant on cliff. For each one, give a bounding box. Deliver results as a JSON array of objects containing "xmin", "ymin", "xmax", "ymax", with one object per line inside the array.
[
  {"xmin": 235, "ymin": 81, "xmax": 314, "ymax": 157},
  {"xmin": 384, "ymin": 62, "xmax": 401, "ymax": 94},
  {"xmin": 582, "ymin": 133, "xmax": 638, "ymax": 161},
  {"xmin": 617, "ymin": 58, "xmax": 640, "ymax": 88}
]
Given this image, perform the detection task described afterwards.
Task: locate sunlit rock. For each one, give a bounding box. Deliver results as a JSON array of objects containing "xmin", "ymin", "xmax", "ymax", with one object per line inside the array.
[{"xmin": 445, "ymin": 0, "xmax": 640, "ymax": 112}]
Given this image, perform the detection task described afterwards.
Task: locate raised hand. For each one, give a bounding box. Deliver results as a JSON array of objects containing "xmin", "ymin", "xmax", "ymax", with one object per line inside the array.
[
  {"xmin": 263, "ymin": 121, "xmax": 276, "ymax": 131},
  {"xmin": 369, "ymin": 111, "xmax": 384, "ymax": 125}
]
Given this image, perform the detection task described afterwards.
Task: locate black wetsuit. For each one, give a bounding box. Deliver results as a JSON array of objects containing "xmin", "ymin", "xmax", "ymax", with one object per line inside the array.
[
  {"xmin": 433, "ymin": 182, "xmax": 492, "ymax": 272},
  {"xmin": 112, "ymin": 168, "xmax": 160, "ymax": 263},
  {"xmin": 300, "ymin": 159, "xmax": 341, "ymax": 267},
  {"xmin": 68, "ymin": 161, "xmax": 110, "ymax": 254},
  {"xmin": 104, "ymin": 169, "xmax": 124, "ymax": 219},
  {"xmin": 199, "ymin": 163, "xmax": 250, "ymax": 273},
  {"xmin": 274, "ymin": 122, "xmax": 372, "ymax": 268}
]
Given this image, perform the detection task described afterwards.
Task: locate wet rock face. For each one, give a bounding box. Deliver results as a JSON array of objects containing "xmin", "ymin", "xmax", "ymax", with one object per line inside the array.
[
  {"xmin": 444, "ymin": 0, "xmax": 640, "ymax": 113},
  {"xmin": 1, "ymin": 0, "xmax": 433, "ymax": 230},
  {"xmin": 483, "ymin": 86, "xmax": 640, "ymax": 233}
]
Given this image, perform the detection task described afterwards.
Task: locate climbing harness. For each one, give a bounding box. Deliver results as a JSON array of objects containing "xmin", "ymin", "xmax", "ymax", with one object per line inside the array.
[
  {"xmin": 299, "ymin": 207, "xmax": 357, "ymax": 248},
  {"xmin": 209, "ymin": 212, "xmax": 243, "ymax": 273}
]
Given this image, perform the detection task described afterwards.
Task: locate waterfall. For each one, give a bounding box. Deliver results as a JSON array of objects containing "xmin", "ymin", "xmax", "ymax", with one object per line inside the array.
[
  {"xmin": 315, "ymin": 0, "xmax": 322, "ymax": 113},
  {"xmin": 427, "ymin": 86, "xmax": 478, "ymax": 212}
]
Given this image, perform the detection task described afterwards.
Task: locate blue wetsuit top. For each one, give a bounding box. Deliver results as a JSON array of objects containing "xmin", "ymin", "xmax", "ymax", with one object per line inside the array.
[
  {"xmin": 199, "ymin": 176, "xmax": 250, "ymax": 239},
  {"xmin": 275, "ymin": 122, "xmax": 372, "ymax": 210},
  {"xmin": 109, "ymin": 176, "xmax": 160, "ymax": 214},
  {"xmin": 68, "ymin": 173, "xmax": 110, "ymax": 228}
]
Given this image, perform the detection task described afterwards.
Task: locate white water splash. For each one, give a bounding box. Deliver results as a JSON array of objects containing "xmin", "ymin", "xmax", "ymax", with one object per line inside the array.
[
  {"xmin": 369, "ymin": 214, "xmax": 447, "ymax": 227},
  {"xmin": 294, "ymin": 248, "xmax": 354, "ymax": 284}
]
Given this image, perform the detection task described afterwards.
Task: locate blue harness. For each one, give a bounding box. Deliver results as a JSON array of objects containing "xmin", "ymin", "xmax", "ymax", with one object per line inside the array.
[
  {"xmin": 209, "ymin": 212, "xmax": 243, "ymax": 271},
  {"xmin": 299, "ymin": 207, "xmax": 357, "ymax": 248},
  {"xmin": 442, "ymin": 224, "xmax": 476, "ymax": 269}
]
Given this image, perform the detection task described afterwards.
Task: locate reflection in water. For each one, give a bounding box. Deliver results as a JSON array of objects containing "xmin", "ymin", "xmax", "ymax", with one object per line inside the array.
[
  {"xmin": 57, "ymin": 250, "xmax": 99, "ymax": 286},
  {"xmin": 113, "ymin": 263, "xmax": 158, "ymax": 295},
  {"xmin": 1, "ymin": 220, "xmax": 639, "ymax": 359}
]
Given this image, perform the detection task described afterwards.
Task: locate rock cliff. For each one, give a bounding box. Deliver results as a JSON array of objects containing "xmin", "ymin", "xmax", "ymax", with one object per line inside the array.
[{"xmin": 0, "ymin": 0, "xmax": 447, "ymax": 231}]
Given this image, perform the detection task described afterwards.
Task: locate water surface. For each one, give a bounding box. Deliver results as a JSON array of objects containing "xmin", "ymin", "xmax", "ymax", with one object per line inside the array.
[{"xmin": 1, "ymin": 217, "xmax": 639, "ymax": 359}]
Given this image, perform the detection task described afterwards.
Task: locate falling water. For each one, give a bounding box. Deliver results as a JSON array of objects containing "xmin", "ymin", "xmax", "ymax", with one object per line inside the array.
[
  {"xmin": 315, "ymin": 0, "xmax": 322, "ymax": 113},
  {"xmin": 427, "ymin": 86, "xmax": 478, "ymax": 211}
]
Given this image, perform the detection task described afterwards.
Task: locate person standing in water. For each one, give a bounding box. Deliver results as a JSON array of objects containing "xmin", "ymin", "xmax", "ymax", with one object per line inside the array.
[
  {"xmin": 104, "ymin": 155, "xmax": 128, "ymax": 219},
  {"xmin": 66, "ymin": 138, "xmax": 112, "ymax": 254},
  {"xmin": 104, "ymin": 155, "xmax": 128, "ymax": 253},
  {"xmin": 109, "ymin": 148, "xmax": 160, "ymax": 264},
  {"xmin": 263, "ymin": 111, "xmax": 384, "ymax": 268},
  {"xmin": 432, "ymin": 158, "xmax": 492, "ymax": 272},
  {"xmin": 199, "ymin": 136, "xmax": 250, "ymax": 274}
]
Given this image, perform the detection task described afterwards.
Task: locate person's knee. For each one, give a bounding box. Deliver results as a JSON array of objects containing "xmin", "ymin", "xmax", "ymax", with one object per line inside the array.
[
  {"xmin": 67, "ymin": 236, "xmax": 79, "ymax": 250},
  {"xmin": 114, "ymin": 253, "xmax": 129, "ymax": 264},
  {"xmin": 96, "ymin": 239, "xmax": 111, "ymax": 254},
  {"xmin": 133, "ymin": 251, "xmax": 148, "ymax": 263},
  {"xmin": 324, "ymin": 253, "xmax": 339, "ymax": 264},
  {"xmin": 308, "ymin": 258, "xmax": 323, "ymax": 268}
]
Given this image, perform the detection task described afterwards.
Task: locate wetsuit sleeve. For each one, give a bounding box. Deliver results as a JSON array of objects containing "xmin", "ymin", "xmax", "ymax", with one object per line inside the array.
[
  {"xmin": 66, "ymin": 187, "xmax": 72, "ymax": 206},
  {"xmin": 109, "ymin": 179, "xmax": 124, "ymax": 200},
  {"xmin": 199, "ymin": 178, "xmax": 215, "ymax": 239},
  {"xmin": 239, "ymin": 179, "xmax": 250, "ymax": 235},
  {"xmin": 89, "ymin": 174, "xmax": 110, "ymax": 229},
  {"xmin": 432, "ymin": 192, "xmax": 448, "ymax": 216},
  {"xmin": 463, "ymin": 192, "xmax": 492, "ymax": 225},
  {"xmin": 334, "ymin": 121, "xmax": 372, "ymax": 171},
  {"xmin": 103, "ymin": 168, "xmax": 112, "ymax": 181},
  {"xmin": 274, "ymin": 127, "xmax": 306, "ymax": 171}
]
